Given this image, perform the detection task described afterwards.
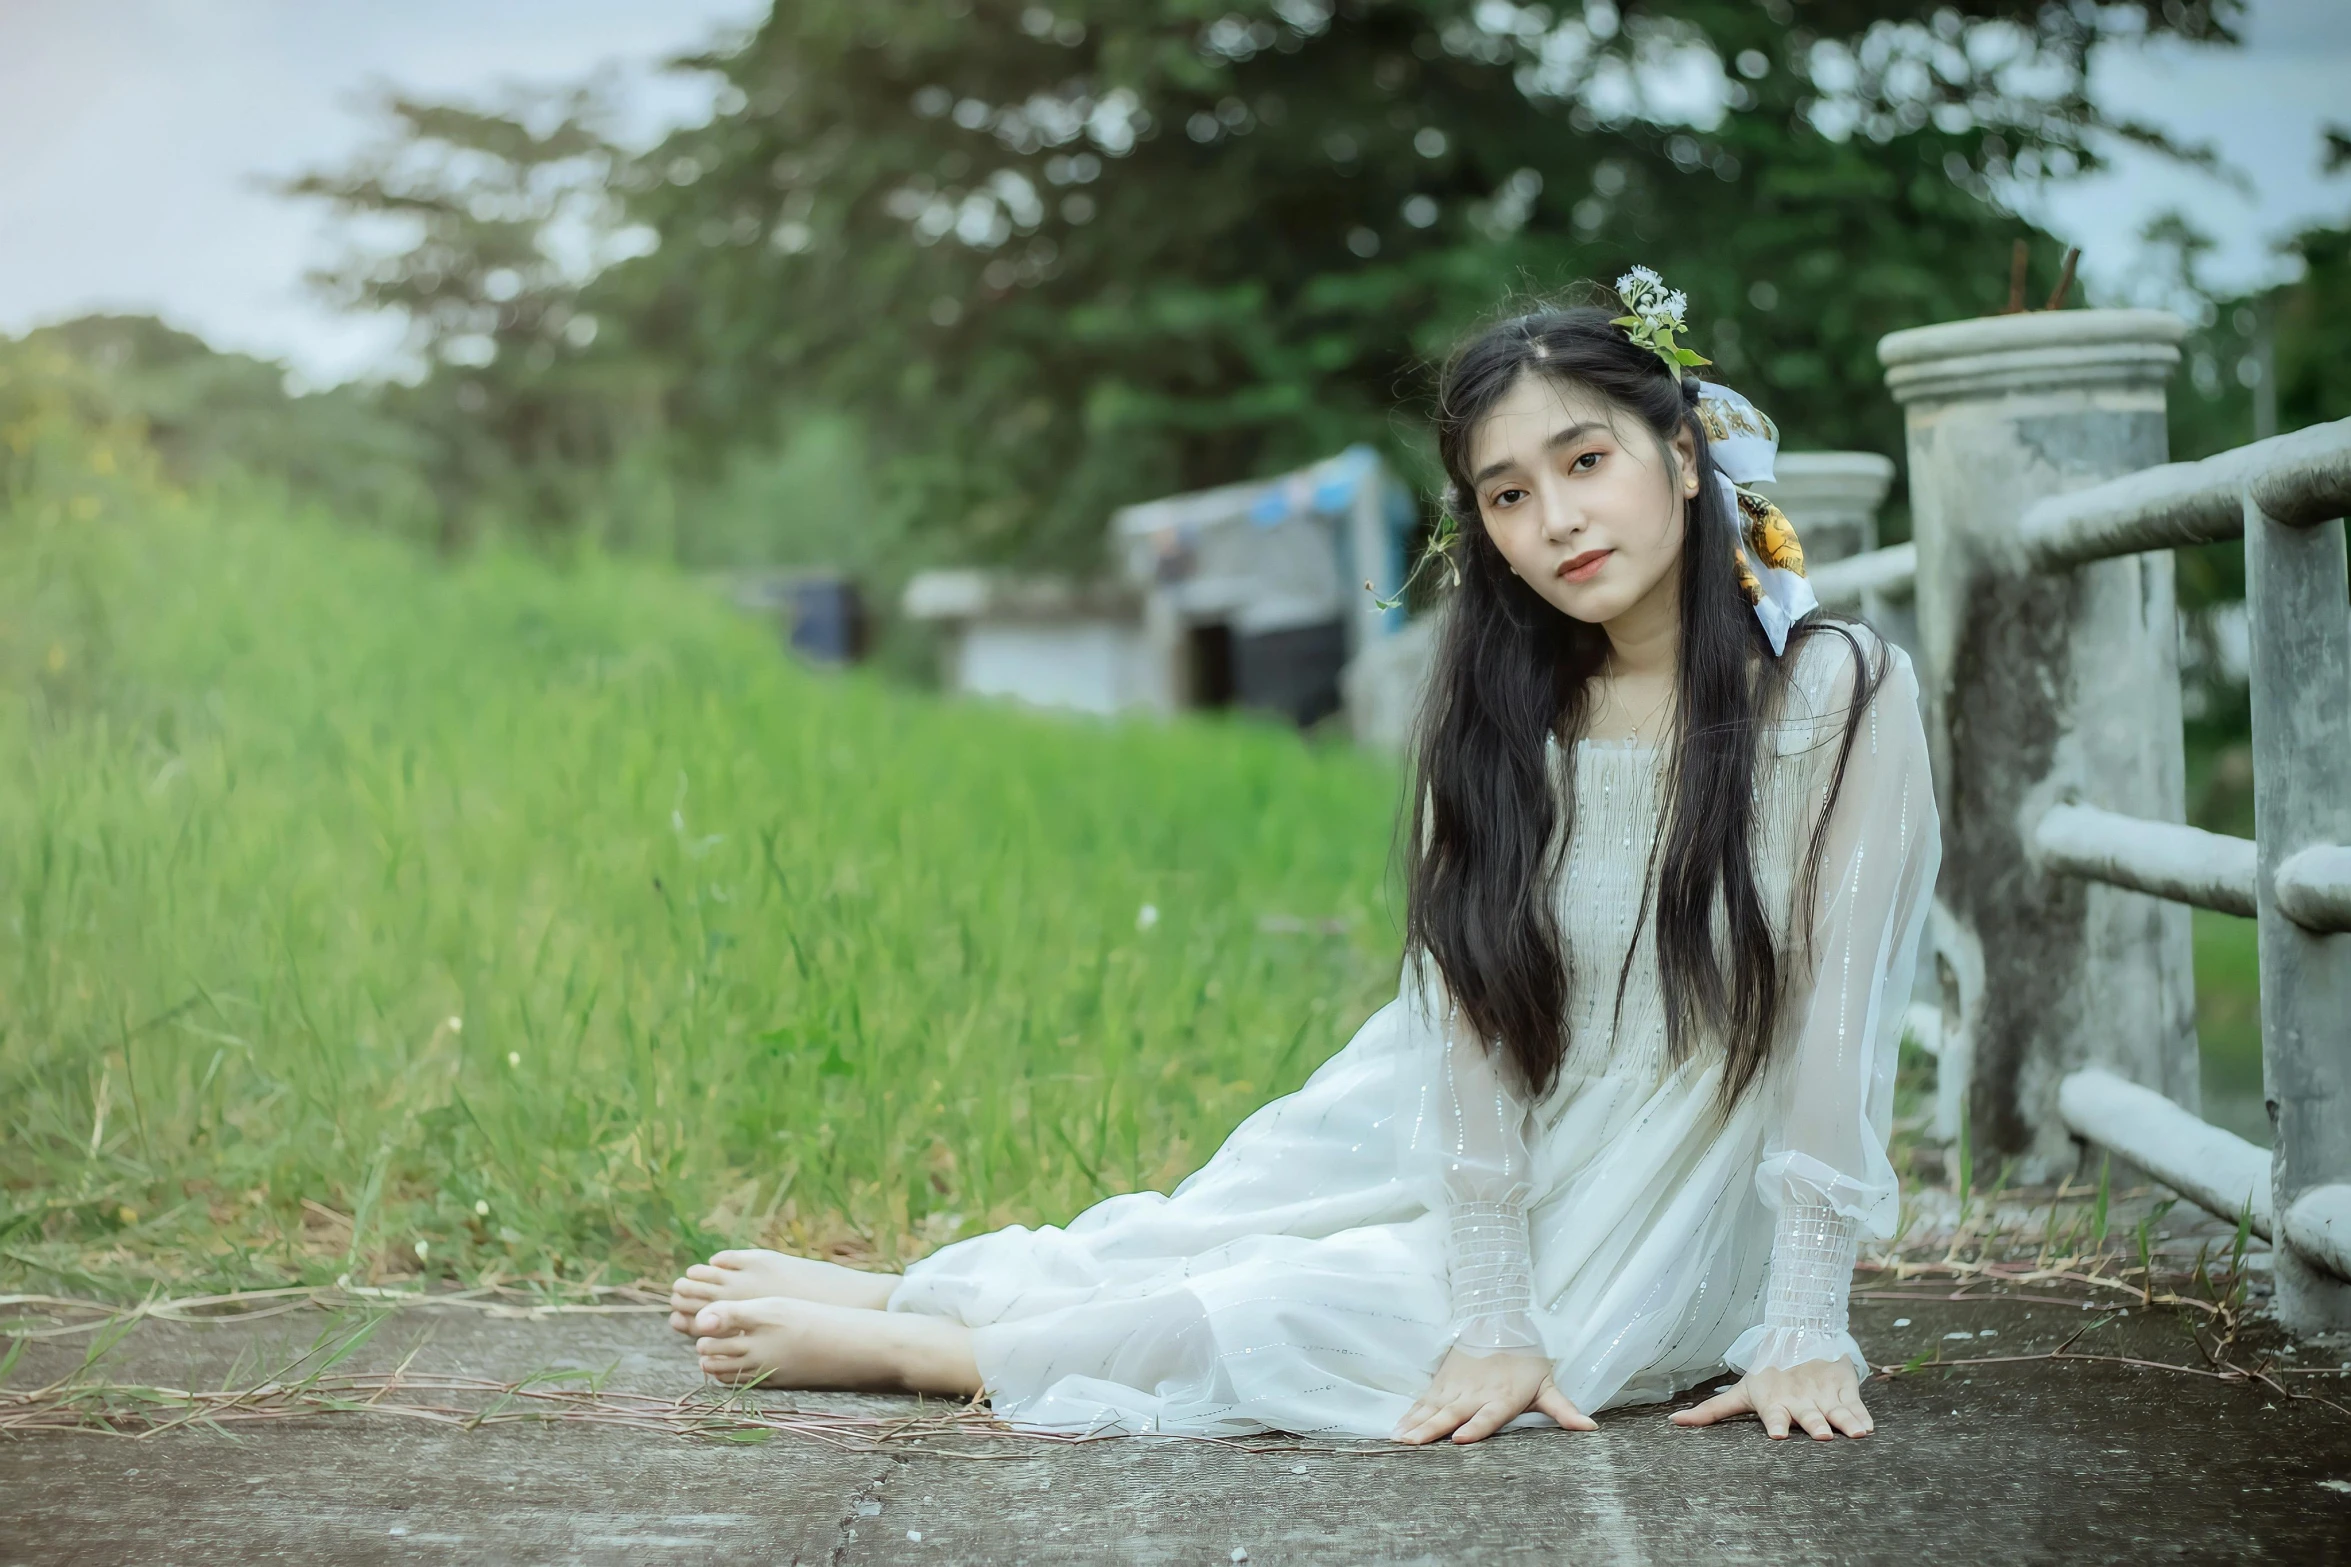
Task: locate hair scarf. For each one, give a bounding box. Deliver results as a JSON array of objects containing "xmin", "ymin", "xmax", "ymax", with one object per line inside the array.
[{"xmin": 1694, "ymin": 379, "xmax": 1816, "ymax": 657}]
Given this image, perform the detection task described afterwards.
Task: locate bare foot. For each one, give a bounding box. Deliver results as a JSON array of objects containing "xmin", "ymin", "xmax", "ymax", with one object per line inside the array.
[
  {"xmin": 692, "ymin": 1297, "xmax": 980, "ymax": 1396},
  {"xmin": 667, "ymin": 1249, "xmax": 900, "ymax": 1336}
]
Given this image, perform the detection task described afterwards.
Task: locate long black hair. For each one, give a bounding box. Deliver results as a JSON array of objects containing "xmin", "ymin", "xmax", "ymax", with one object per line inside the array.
[{"xmin": 1402, "ymin": 294, "xmax": 1882, "ymax": 1111}]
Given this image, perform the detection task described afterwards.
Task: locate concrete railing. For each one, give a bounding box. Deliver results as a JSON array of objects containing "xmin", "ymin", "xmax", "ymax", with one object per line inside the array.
[
  {"xmin": 2034, "ymin": 423, "xmax": 2351, "ymax": 1333},
  {"xmin": 1880, "ymin": 308, "xmax": 2351, "ymax": 1334},
  {"xmin": 1807, "ymin": 541, "xmax": 1916, "ymax": 609}
]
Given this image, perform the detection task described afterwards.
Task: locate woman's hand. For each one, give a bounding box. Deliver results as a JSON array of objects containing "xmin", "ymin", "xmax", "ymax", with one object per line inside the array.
[
  {"xmin": 1392, "ymin": 1346, "xmax": 1597, "ymax": 1444},
  {"xmin": 1669, "ymin": 1358, "xmax": 1874, "ymax": 1439}
]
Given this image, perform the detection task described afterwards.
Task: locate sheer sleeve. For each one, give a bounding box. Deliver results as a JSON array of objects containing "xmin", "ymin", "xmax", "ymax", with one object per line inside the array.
[
  {"xmin": 1726, "ymin": 630, "xmax": 1941, "ymax": 1380},
  {"xmin": 1398, "ymin": 944, "xmax": 1547, "ymax": 1356}
]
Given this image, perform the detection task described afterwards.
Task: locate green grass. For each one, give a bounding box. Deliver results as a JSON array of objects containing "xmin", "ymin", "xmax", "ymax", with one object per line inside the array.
[
  {"xmin": 2193, "ymin": 907, "xmax": 2267, "ymax": 1146},
  {"xmin": 0, "ymin": 449, "xmax": 1412, "ymax": 1298},
  {"xmin": 0, "ymin": 377, "xmax": 2272, "ymax": 1299}
]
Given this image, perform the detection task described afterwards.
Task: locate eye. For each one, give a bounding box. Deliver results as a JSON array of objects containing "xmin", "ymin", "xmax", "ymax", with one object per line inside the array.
[
  {"xmin": 1488, "ymin": 486, "xmax": 1528, "ymax": 509},
  {"xmin": 1569, "ymin": 450, "xmax": 1602, "ymax": 473}
]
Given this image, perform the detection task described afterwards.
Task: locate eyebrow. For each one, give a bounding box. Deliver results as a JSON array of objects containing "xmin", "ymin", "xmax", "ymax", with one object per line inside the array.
[{"xmin": 1471, "ymin": 421, "xmax": 1600, "ymax": 489}]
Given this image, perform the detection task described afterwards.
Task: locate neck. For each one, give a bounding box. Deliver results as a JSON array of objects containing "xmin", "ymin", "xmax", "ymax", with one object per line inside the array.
[{"xmin": 1599, "ymin": 571, "xmax": 1680, "ymax": 683}]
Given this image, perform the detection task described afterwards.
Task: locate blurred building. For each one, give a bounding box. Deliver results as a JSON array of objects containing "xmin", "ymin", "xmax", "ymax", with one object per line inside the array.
[
  {"xmin": 899, "ymin": 569, "xmax": 1153, "ymax": 716},
  {"xmin": 904, "ymin": 444, "xmax": 1418, "ymax": 730},
  {"xmin": 730, "ymin": 568, "xmax": 872, "ymax": 666}
]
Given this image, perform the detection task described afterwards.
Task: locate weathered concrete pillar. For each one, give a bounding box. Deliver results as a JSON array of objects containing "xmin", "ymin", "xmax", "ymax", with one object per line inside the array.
[
  {"xmin": 1880, "ymin": 310, "xmax": 2198, "ymax": 1181},
  {"xmin": 1755, "ymin": 452, "xmax": 1896, "ymax": 567}
]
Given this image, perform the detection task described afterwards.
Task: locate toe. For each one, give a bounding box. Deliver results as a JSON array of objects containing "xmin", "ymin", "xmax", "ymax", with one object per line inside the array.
[{"xmin": 686, "ymin": 1264, "xmax": 725, "ymax": 1285}]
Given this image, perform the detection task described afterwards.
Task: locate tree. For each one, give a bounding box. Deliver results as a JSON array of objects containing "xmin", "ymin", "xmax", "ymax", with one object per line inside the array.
[
  {"xmin": 7, "ymin": 314, "xmax": 435, "ymax": 536},
  {"xmin": 596, "ymin": 0, "xmax": 2238, "ymax": 571},
  {"xmin": 281, "ymin": 90, "xmax": 669, "ymax": 547},
  {"xmin": 287, "ymin": 0, "xmax": 2241, "ymax": 570},
  {"xmin": 2148, "ymin": 122, "xmax": 2351, "ymax": 833}
]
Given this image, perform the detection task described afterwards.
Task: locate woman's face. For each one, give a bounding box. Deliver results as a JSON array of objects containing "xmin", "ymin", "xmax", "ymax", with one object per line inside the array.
[{"xmin": 1465, "ymin": 369, "xmax": 1700, "ymax": 628}]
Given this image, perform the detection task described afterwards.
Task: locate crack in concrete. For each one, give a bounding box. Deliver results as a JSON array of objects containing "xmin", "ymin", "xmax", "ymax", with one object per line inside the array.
[{"xmin": 826, "ymin": 1456, "xmax": 903, "ymax": 1566}]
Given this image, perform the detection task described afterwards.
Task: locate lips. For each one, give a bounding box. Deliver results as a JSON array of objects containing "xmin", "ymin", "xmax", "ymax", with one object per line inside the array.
[{"xmin": 1557, "ymin": 548, "xmax": 1612, "ymax": 582}]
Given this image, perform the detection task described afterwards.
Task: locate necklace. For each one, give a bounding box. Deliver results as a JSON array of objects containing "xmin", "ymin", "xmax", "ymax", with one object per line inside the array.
[{"xmin": 1595, "ymin": 662, "xmax": 1675, "ymax": 744}]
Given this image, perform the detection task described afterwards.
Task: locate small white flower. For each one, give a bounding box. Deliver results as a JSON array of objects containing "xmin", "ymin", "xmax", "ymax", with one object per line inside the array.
[
  {"xmin": 507, "ymin": 1050, "xmax": 522, "ymax": 1068},
  {"xmin": 1136, "ymin": 903, "xmax": 1160, "ymax": 931},
  {"xmin": 414, "ymin": 1239, "xmax": 430, "ymax": 1260},
  {"xmin": 474, "ymin": 1199, "xmax": 490, "ymax": 1217},
  {"xmin": 447, "ymin": 1016, "xmax": 463, "ymax": 1033}
]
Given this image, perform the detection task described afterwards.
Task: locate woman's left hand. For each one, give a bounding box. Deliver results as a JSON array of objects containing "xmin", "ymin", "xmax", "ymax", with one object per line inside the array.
[{"xmin": 1668, "ymin": 1358, "xmax": 1874, "ymax": 1439}]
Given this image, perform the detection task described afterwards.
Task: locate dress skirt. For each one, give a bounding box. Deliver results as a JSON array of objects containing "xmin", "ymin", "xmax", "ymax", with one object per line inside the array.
[{"xmin": 885, "ymin": 988, "xmax": 1781, "ymax": 1439}]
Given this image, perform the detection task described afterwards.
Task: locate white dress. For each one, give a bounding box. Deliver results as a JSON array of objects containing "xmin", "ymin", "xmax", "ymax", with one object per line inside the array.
[{"xmin": 887, "ymin": 626, "xmax": 1941, "ymax": 1438}]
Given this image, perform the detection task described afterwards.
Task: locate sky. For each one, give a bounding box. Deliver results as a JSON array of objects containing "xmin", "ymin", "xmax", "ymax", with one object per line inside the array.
[
  {"xmin": 0, "ymin": 0, "xmax": 765, "ymax": 386},
  {"xmin": 2017, "ymin": 0, "xmax": 2351, "ymax": 310},
  {"xmin": 0, "ymin": 0, "xmax": 2344, "ymax": 387}
]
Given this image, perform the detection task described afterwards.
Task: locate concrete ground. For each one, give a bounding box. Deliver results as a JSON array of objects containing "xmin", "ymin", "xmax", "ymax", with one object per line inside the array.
[{"xmin": 6, "ymin": 1287, "xmax": 2351, "ymax": 1566}]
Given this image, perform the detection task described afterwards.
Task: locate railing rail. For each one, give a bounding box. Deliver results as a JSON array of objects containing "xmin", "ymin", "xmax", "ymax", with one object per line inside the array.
[
  {"xmin": 2056, "ymin": 1068, "xmax": 2272, "ymax": 1236},
  {"xmin": 2031, "ymin": 803, "xmax": 2256, "ymax": 919},
  {"xmin": 1808, "ymin": 540, "xmax": 1916, "ymax": 607},
  {"xmin": 2018, "ymin": 420, "xmax": 2351, "ymax": 570},
  {"xmin": 2275, "ymin": 845, "xmax": 2351, "ymax": 935}
]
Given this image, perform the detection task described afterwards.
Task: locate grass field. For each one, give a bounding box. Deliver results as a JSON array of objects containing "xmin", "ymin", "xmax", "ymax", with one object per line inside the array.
[
  {"xmin": 2193, "ymin": 908, "xmax": 2267, "ymax": 1145},
  {"xmin": 0, "ymin": 419, "xmax": 1418, "ymax": 1298},
  {"xmin": 0, "ymin": 383, "xmax": 2269, "ymax": 1302}
]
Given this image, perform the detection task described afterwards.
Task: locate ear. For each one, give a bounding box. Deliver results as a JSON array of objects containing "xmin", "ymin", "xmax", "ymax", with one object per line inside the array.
[{"xmin": 1672, "ymin": 420, "xmax": 1702, "ymax": 497}]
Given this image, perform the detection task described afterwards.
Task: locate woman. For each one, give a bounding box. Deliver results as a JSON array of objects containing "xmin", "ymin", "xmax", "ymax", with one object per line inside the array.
[{"xmin": 670, "ymin": 270, "xmax": 1939, "ymax": 1446}]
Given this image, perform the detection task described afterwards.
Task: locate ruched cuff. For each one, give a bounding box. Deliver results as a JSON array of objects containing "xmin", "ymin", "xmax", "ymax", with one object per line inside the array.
[
  {"xmin": 1725, "ymin": 1194, "xmax": 1867, "ymax": 1379},
  {"xmin": 1753, "ymin": 1149, "xmax": 1899, "ymax": 1239},
  {"xmin": 1444, "ymin": 1199, "xmax": 1546, "ymax": 1355}
]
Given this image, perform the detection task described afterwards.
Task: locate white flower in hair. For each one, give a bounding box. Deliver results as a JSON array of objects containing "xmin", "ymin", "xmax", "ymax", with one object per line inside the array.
[{"xmin": 1612, "ymin": 265, "xmax": 1711, "ymax": 376}]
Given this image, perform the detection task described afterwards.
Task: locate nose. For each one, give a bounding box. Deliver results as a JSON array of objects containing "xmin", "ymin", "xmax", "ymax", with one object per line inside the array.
[{"xmin": 1536, "ymin": 476, "xmax": 1584, "ymax": 545}]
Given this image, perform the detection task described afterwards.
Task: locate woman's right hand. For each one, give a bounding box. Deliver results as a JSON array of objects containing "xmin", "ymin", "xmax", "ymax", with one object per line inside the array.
[{"xmin": 1391, "ymin": 1345, "xmax": 1598, "ymax": 1444}]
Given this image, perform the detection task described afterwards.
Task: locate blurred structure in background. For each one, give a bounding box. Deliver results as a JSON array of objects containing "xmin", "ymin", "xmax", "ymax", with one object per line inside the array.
[
  {"xmin": 900, "ymin": 569, "xmax": 1150, "ymax": 714},
  {"xmin": 905, "ymin": 444, "xmax": 1415, "ymax": 731},
  {"xmin": 732, "ymin": 569, "xmax": 871, "ymax": 665}
]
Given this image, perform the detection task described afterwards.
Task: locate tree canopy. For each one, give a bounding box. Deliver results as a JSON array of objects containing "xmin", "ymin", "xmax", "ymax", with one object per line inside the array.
[{"xmin": 285, "ymin": 0, "xmax": 2243, "ymax": 569}]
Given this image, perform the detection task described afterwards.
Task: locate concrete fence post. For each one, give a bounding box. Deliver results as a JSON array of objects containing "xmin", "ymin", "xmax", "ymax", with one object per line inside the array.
[
  {"xmin": 2245, "ymin": 484, "xmax": 2351, "ymax": 1332},
  {"xmin": 1878, "ymin": 310, "xmax": 2197, "ymax": 1181}
]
